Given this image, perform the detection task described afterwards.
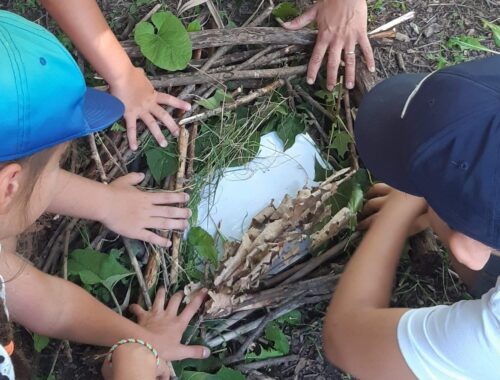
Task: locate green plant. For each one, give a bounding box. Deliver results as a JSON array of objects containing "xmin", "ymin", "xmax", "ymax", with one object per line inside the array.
[
  {"xmin": 482, "ymin": 19, "xmax": 500, "ymax": 47},
  {"xmin": 272, "ymin": 2, "xmax": 300, "ymax": 21},
  {"xmin": 134, "ymin": 11, "xmax": 192, "ymax": 71},
  {"xmin": 33, "ymin": 333, "xmax": 50, "ymax": 353}
]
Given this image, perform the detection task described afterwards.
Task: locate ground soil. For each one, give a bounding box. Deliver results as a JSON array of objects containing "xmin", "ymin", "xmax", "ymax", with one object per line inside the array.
[{"xmin": 2, "ymin": 0, "xmax": 499, "ymax": 379}]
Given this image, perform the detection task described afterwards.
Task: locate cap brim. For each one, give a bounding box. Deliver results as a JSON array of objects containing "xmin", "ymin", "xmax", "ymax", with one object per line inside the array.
[
  {"xmin": 84, "ymin": 87, "xmax": 125, "ymax": 132},
  {"xmin": 354, "ymin": 73, "xmax": 426, "ymax": 195}
]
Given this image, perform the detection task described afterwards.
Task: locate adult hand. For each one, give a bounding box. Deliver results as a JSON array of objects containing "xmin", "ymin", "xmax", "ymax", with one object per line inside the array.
[
  {"xmin": 283, "ymin": 0, "xmax": 375, "ymax": 90},
  {"xmin": 358, "ymin": 183, "xmax": 429, "ymax": 236},
  {"xmin": 101, "ymin": 172, "xmax": 191, "ymax": 247},
  {"xmin": 130, "ymin": 288, "xmax": 211, "ymax": 362},
  {"xmin": 110, "ymin": 66, "xmax": 191, "ymax": 151}
]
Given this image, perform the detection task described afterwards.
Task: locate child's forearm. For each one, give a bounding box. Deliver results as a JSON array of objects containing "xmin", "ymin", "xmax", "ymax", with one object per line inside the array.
[
  {"xmin": 3, "ymin": 251, "xmax": 154, "ymax": 347},
  {"xmin": 41, "ymin": 0, "xmax": 134, "ymax": 84},
  {"xmin": 47, "ymin": 169, "xmax": 110, "ymax": 222}
]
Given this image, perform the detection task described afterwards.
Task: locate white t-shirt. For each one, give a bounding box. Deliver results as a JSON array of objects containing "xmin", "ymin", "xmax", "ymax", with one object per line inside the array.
[{"xmin": 397, "ymin": 277, "xmax": 500, "ymax": 379}]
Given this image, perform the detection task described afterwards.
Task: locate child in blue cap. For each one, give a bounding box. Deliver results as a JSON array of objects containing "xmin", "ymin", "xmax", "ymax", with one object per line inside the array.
[
  {"xmin": 0, "ymin": 12, "xmax": 209, "ymax": 380},
  {"xmin": 323, "ymin": 56, "xmax": 500, "ymax": 379}
]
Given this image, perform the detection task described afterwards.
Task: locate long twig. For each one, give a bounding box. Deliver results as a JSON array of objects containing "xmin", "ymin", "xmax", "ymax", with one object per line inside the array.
[
  {"xmin": 294, "ymin": 85, "xmax": 335, "ymax": 122},
  {"xmin": 87, "ymin": 134, "xmax": 108, "ymax": 183},
  {"xmin": 343, "ymin": 89, "xmax": 359, "ymax": 170},
  {"xmin": 180, "ymin": 79, "xmax": 285, "ymax": 125},
  {"xmin": 124, "ymin": 238, "xmax": 152, "ymax": 309},
  {"xmin": 235, "ymin": 355, "xmax": 299, "ymax": 372},
  {"xmin": 151, "ymin": 65, "xmax": 307, "ymax": 88}
]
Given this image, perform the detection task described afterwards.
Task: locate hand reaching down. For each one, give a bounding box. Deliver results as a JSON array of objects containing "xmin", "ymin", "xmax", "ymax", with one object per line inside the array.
[
  {"xmin": 100, "ymin": 172, "xmax": 191, "ymax": 247},
  {"xmin": 358, "ymin": 183, "xmax": 430, "ymax": 236},
  {"xmin": 130, "ymin": 287, "xmax": 211, "ymax": 362},
  {"xmin": 110, "ymin": 67, "xmax": 191, "ymax": 151},
  {"xmin": 283, "ymin": 0, "xmax": 375, "ymax": 90}
]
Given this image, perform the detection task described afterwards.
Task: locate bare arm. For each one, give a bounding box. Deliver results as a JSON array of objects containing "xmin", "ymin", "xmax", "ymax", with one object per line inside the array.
[
  {"xmin": 40, "ymin": 0, "xmax": 191, "ymax": 149},
  {"xmin": 323, "ymin": 190, "xmax": 425, "ymax": 379}
]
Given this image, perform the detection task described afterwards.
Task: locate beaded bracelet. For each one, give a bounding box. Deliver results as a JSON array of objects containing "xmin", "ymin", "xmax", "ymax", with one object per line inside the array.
[{"xmin": 107, "ymin": 338, "xmax": 160, "ymax": 367}]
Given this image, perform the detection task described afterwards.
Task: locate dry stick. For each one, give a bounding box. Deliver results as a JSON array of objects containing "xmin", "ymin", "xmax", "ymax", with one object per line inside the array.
[
  {"xmin": 88, "ymin": 134, "xmax": 108, "ymax": 183},
  {"xmin": 151, "ymin": 64, "xmax": 307, "ymax": 88},
  {"xmin": 235, "ymin": 355, "xmax": 299, "ymax": 372},
  {"xmin": 101, "ymin": 132, "xmax": 128, "ymax": 174},
  {"xmin": 41, "ymin": 217, "xmax": 69, "ymax": 267},
  {"xmin": 43, "ymin": 218, "xmax": 79, "ymax": 273},
  {"xmin": 368, "ymin": 10, "xmax": 415, "ymax": 35},
  {"xmin": 191, "ymin": 49, "xmax": 261, "ymax": 68},
  {"xmin": 294, "ymin": 85, "xmax": 334, "ymax": 122},
  {"xmin": 170, "ymin": 127, "xmax": 190, "ymax": 284},
  {"xmin": 206, "ymin": 294, "xmax": 330, "ymax": 348},
  {"xmin": 138, "ymin": 248, "xmax": 160, "ymax": 307},
  {"xmin": 123, "ymin": 238, "xmax": 152, "ymax": 310},
  {"xmin": 281, "ymin": 233, "xmax": 360, "ymax": 286},
  {"xmin": 237, "ymin": 45, "xmax": 283, "ymax": 70},
  {"xmin": 343, "ymin": 89, "xmax": 359, "ymax": 170},
  {"xmin": 224, "ymin": 296, "xmax": 305, "ymax": 365},
  {"xmin": 204, "ymin": 309, "xmax": 255, "ymax": 342},
  {"xmin": 186, "ymin": 122, "xmax": 199, "ymax": 180},
  {"xmin": 179, "ymin": 79, "xmax": 286, "ymax": 126},
  {"xmin": 97, "ymin": 133, "xmax": 127, "ymax": 176}
]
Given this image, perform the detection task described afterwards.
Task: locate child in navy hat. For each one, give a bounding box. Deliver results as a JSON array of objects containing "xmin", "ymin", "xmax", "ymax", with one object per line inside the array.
[
  {"xmin": 323, "ymin": 56, "xmax": 500, "ymax": 379},
  {"xmin": 0, "ymin": 12, "xmax": 209, "ymax": 379}
]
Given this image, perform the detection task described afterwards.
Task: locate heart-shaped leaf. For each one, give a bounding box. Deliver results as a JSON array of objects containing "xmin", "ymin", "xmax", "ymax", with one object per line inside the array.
[{"xmin": 134, "ymin": 11, "xmax": 192, "ymax": 71}]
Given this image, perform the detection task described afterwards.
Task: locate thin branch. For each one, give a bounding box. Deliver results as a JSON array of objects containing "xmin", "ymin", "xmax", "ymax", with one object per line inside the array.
[{"xmin": 124, "ymin": 238, "xmax": 152, "ymax": 310}]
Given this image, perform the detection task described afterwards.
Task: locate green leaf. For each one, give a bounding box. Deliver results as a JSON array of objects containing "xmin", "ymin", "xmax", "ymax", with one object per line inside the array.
[
  {"xmin": 277, "ymin": 114, "xmax": 305, "ymax": 150},
  {"xmin": 265, "ymin": 322, "xmax": 290, "ymax": 354},
  {"xmin": 188, "ymin": 227, "xmax": 218, "ymax": 265},
  {"xmin": 276, "ymin": 310, "xmax": 302, "ymax": 326},
  {"xmin": 111, "ymin": 122, "xmax": 126, "ymax": 132},
  {"xmin": 187, "ymin": 19, "xmax": 202, "ymax": 32},
  {"xmin": 330, "ymin": 169, "xmax": 371, "ymax": 216},
  {"xmin": 180, "ymin": 366, "xmax": 244, "ymax": 380},
  {"xmin": 146, "ymin": 144, "xmax": 178, "ymax": 184},
  {"xmin": 68, "ymin": 248, "xmax": 133, "ymax": 290},
  {"xmin": 33, "ymin": 333, "xmax": 50, "ymax": 353},
  {"xmin": 246, "ymin": 347, "xmax": 284, "ymax": 361},
  {"xmin": 134, "ymin": 11, "xmax": 192, "ymax": 71},
  {"xmin": 348, "ymin": 183, "xmax": 364, "ymax": 214},
  {"xmin": 483, "ymin": 19, "xmax": 500, "ymax": 47},
  {"xmin": 329, "ymin": 131, "xmax": 352, "ymax": 159},
  {"xmin": 447, "ymin": 35, "xmax": 498, "ymax": 54},
  {"xmin": 272, "ymin": 2, "xmax": 300, "ymax": 21},
  {"xmin": 195, "ymin": 88, "xmax": 233, "ymax": 110}
]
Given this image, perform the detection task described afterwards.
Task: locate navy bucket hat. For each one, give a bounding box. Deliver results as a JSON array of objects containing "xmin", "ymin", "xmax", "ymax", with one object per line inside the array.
[
  {"xmin": 355, "ymin": 56, "xmax": 500, "ymax": 248},
  {"xmin": 0, "ymin": 11, "xmax": 124, "ymax": 162}
]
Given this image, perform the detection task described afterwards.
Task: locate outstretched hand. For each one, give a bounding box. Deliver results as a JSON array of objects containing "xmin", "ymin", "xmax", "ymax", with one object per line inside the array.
[
  {"xmin": 283, "ymin": 0, "xmax": 375, "ymax": 90},
  {"xmin": 101, "ymin": 172, "xmax": 191, "ymax": 247},
  {"xmin": 110, "ymin": 67, "xmax": 191, "ymax": 151},
  {"xmin": 130, "ymin": 287, "xmax": 211, "ymax": 362}
]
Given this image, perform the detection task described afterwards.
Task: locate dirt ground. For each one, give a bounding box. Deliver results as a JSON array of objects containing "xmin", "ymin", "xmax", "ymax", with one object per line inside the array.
[{"xmin": 2, "ymin": 0, "xmax": 499, "ymax": 379}]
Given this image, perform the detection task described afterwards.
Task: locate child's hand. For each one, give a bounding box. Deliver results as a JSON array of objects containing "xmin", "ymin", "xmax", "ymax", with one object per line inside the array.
[
  {"xmin": 357, "ymin": 183, "xmax": 429, "ymax": 235},
  {"xmin": 101, "ymin": 172, "xmax": 191, "ymax": 247},
  {"xmin": 130, "ymin": 287, "xmax": 211, "ymax": 362},
  {"xmin": 101, "ymin": 343, "xmax": 170, "ymax": 380},
  {"xmin": 110, "ymin": 66, "xmax": 191, "ymax": 151}
]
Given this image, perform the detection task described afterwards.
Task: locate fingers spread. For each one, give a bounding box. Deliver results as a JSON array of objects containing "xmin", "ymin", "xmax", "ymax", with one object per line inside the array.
[
  {"xmin": 282, "ymin": 5, "xmax": 317, "ymax": 30},
  {"xmin": 165, "ymin": 291, "xmax": 184, "ymax": 317},
  {"xmin": 359, "ymin": 34, "xmax": 375, "ymax": 72},
  {"xmin": 179, "ymin": 289, "xmax": 208, "ymax": 325},
  {"xmin": 141, "ymin": 112, "xmax": 168, "ymax": 148},
  {"xmin": 151, "ymin": 104, "xmax": 180, "ymax": 138},
  {"xmin": 125, "ymin": 115, "xmax": 138, "ymax": 151},
  {"xmin": 151, "ymin": 192, "xmax": 190, "ymax": 205},
  {"xmin": 307, "ymin": 37, "xmax": 329, "ymax": 84},
  {"xmin": 343, "ymin": 42, "xmax": 357, "ymax": 89},
  {"xmin": 326, "ymin": 43, "xmax": 342, "ymax": 91},
  {"xmin": 175, "ymin": 344, "xmax": 211, "ymax": 361},
  {"xmin": 152, "ymin": 287, "xmax": 166, "ymax": 312},
  {"xmin": 129, "ymin": 303, "xmax": 147, "ymax": 321},
  {"xmin": 156, "ymin": 92, "xmax": 191, "ymax": 111}
]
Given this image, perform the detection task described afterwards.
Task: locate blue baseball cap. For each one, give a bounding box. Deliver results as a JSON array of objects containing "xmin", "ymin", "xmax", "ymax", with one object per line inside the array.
[
  {"xmin": 0, "ymin": 11, "xmax": 124, "ymax": 162},
  {"xmin": 355, "ymin": 56, "xmax": 500, "ymax": 248}
]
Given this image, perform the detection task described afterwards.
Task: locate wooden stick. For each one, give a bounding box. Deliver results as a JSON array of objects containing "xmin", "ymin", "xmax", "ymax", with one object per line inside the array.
[
  {"xmin": 124, "ymin": 238, "xmax": 152, "ymax": 310},
  {"xmin": 88, "ymin": 134, "xmax": 108, "ymax": 183},
  {"xmin": 294, "ymin": 85, "xmax": 335, "ymax": 122},
  {"xmin": 151, "ymin": 65, "xmax": 306, "ymax": 88},
  {"xmin": 170, "ymin": 127, "xmax": 190, "ymax": 285},
  {"xmin": 368, "ymin": 11, "xmax": 415, "ymax": 35},
  {"xmin": 235, "ymin": 355, "xmax": 299, "ymax": 372},
  {"xmin": 179, "ymin": 79, "xmax": 285, "ymax": 125},
  {"xmin": 343, "ymin": 89, "xmax": 359, "ymax": 170}
]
